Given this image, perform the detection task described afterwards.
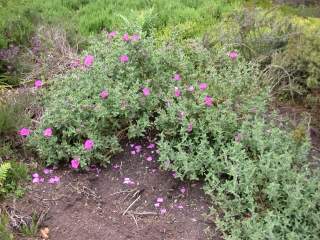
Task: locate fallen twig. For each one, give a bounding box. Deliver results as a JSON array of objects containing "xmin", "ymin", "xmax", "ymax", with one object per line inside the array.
[{"xmin": 122, "ymin": 195, "xmax": 141, "ymax": 216}]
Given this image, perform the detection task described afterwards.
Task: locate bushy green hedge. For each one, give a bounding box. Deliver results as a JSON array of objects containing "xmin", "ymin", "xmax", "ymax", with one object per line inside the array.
[{"xmin": 26, "ymin": 33, "xmax": 320, "ymax": 238}]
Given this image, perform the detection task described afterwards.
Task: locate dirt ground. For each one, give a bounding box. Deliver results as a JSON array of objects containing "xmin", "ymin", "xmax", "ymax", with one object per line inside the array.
[{"xmin": 3, "ymin": 141, "xmax": 220, "ymax": 240}]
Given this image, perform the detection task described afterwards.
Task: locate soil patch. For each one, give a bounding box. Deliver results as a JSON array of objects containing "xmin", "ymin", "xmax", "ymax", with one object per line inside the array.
[{"xmin": 4, "ymin": 142, "xmax": 219, "ymax": 240}]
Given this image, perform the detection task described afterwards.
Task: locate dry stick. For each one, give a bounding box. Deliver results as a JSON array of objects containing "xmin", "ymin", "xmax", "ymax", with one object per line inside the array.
[
  {"xmin": 129, "ymin": 213, "xmax": 139, "ymax": 228},
  {"xmin": 122, "ymin": 195, "xmax": 141, "ymax": 216},
  {"xmin": 130, "ymin": 211, "xmax": 158, "ymax": 216}
]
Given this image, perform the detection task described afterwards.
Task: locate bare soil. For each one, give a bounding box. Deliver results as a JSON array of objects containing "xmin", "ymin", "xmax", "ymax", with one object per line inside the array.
[{"xmin": 4, "ymin": 141, "xmax": 220, "ymax": 240}]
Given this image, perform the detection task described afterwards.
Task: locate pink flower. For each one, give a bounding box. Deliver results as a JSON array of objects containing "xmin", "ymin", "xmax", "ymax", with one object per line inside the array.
[
  {"xmin": 84, "ymin": 55, "xmax": 94, "ymax": 67},
  {"xmin": 122, "ymin": 33, "xmax": 130, "ymax": 42},
  {"xmin": 146, "ymin": 156, "xmax": 153, "ymax": 162},
  {"xmin": 160, "ymin": 208, "xmax": 167, "ymax": 215},
  {"xmin": 187, "ymin": 85, "xmax": 195, "ymax": 92},
  {"xmin": 84, "ymin": 139, "xmax": 94, "ymax": 151},
  {"xmin": 228, "ymin": 51, "xmax": 238, "ymax": 60},
  {"xmin": 19, "ymin": 128, "xmax": 31, "ymax": 137},
  {"xmin": 147, "ymin": 143, "xmax": 155, "ymax": 149},
  {"xmin": 108, "ymin": 31, "xmax": 117, "ymax": 39},
  {"xmin": 142, "ymin": 87, "xmax": 151, "ymax": 96},
  {"xmin": 199, "ymin": 83, "xmax": 208, "ymax": 91},
  {"xmin": 71, "ymin": 159, "xmax": 80, "ymax": 169},
  {"xmin": 157, "ymin": 197, "xmax": 164, "ymax": 203},
  {"xmin": 177, "ymin": 205, "xmax": 184, "ymax": 209},
  {"xmin": 48, "ymin": 176, "xmax": 60, "ymax": 184},
  {"xmin": 43, "ymin": 168, "xmax": 52, "ymax": 175},
  {"xmin": 100, "ymin": 90, "xmax": 109, "ymax": 99},
  {"xmin": 180, "ymin": 186, "xmax": 186, "ymax": 194},
  {"xmin": 131, "ymin": 34, "xmax": 140, "ymax": 42},
  {"xmin": 34, "ymin": 80, "xmax": 43, "ymax": 89},
  {"xmin": 119, "ymin": 55, "xmax": 129, "ymax": 63},
  {"xmin": 187, "ymin": 123, "xmax": 193, "ymax": 132},
  {"xmin": 204, "ymin": 96, "xmax": 213, "ymax": 107},
  {"xmin": 43, "ymin": 128, "xmax": 52, "ymax": 137},
  {"xmin": 131, "ymin": 150, "xmax": 136, "ymax": 155},
  {"xmin": 173, "ymin": 74, "xmax": 181, "ymax": 81},
  {"xmin": 154, "ymin": 203, "xmax": 160, "ymax": 208},
  {"xmin": 174, "ymin": 87, "xmax": 181, "ymax": 97}
]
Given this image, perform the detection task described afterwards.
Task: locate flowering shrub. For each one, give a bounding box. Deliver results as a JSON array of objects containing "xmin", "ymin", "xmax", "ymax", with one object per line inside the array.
[{"xmin": 27, "ymin": 32, "xmax": 320, "ymax": 238}]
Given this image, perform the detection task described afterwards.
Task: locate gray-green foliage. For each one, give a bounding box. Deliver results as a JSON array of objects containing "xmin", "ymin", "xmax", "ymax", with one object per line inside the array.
[{"xmin": 27, "ymin": 33, "xmax": 320, "ymax": 238}]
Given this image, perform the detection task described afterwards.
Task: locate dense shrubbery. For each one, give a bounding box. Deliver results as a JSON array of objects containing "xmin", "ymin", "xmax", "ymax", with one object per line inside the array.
[
  {"xmin": 26, "ymin": 33, "xmax": 320, "ymax": 238},
  {"xmin": 207, "ymin": 8, "xmax": 320, "ymax": 102}
]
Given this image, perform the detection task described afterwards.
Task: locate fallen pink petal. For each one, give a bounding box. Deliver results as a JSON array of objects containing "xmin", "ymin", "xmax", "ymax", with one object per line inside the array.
[
  {"xmin": 180, "ymin": 186, "xmax": 186, "ymax": 194},
  {"xmin": 146, "ymin": 156, "xmax": 153, "ymax": 162},
  {"xmin": 157, "ymin": 197, "xmax": 164, "ymax": 203},
  {"xmin": 187, "ymin": 85, "xmax": 195, "ymax": 92},
  {"xmin": 154, "ymin": 203, "xmax": 160, "ymax": 208},
  {"xmin": 160, "ymin": 208, "xmax": 167, "ymax": 215}
]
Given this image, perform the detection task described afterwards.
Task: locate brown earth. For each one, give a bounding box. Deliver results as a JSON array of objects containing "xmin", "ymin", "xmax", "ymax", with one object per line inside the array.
[{"xmin": 3, "ymin": 141, "xmax": 220, "ymax": 240}]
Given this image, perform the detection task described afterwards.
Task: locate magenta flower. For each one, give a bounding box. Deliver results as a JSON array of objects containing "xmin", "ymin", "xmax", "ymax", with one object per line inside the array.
[
  {"xmin": 119, "ymin": 55, "xmax": 129, "ymax": 63},
  {"xmin": 174, "ymin": 87, "xmax": 181, "ymax": 97},
  {"xmin": 34, "ymin": 80, "xmax": 43, "ymax": 89},
  {"xmin": 84, "ymin": 55, "xmax": 94, "ymax": 67},
  {"xmin": 100, "ymin": 90, "xmax": 109, "ymax": 99},
  {"xmin": 19, "ymin": 128, "xmax": 31, "ymax": 137},
  {"xmin": 122, "ymin": 33, "xmax": 130, "ymax": 42},
  {"xmin": 228, "ymin": 51, "xmax": 238, "ymax": 60},
  {"xmin": 108, "ymin": 31, "xmax": 117, "ymax": 39},
  {"xmin": 187, "ymin": 85, "xmax": 195, "ymax": 92},
  {"xmin": 204, "ymin": 96, "xmax": 213, "ymax": 107},
  {"xmin": 84, "ymin": 139, "xmax": 94, "ymax": 151},
  {"xmin": 187, "ymin": 123, "xmax": 193, "ymax": 132},
  {"xmin": 199, "ymin": 83, "xmax": 208, "ymax": 91},
  {"xmin": 142, "ymin": 87, "xmax": 151, "ymax": 96},
  {"xmin": 43, "ymin": 128, "xmax": 52, "ymax": 138},
  {"xmin": 131, "ymin": 34, "xmax": 140, "ymax": 42},
  {"xmin": 71, "ymin": 159, "xmax": 80, "ymax": 169}
]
